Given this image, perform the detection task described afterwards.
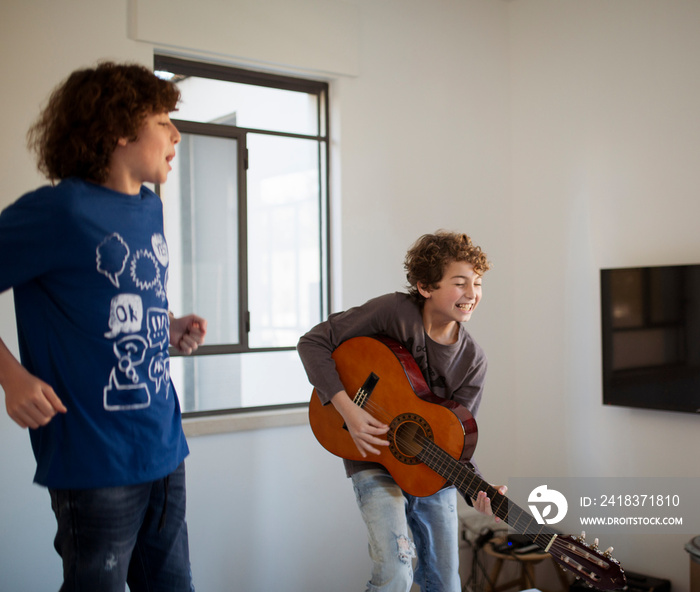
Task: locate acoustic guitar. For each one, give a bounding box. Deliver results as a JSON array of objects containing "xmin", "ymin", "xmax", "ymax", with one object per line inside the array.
[{"xmin": 308, "ymin": 335, "xmax": 626, "ymax": 590}]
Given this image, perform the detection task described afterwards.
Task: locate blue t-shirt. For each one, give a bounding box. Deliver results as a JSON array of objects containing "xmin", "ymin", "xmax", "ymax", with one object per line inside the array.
[{"xmin": 0, "ymin": 178, "xmax": 188, "ymax": 489}]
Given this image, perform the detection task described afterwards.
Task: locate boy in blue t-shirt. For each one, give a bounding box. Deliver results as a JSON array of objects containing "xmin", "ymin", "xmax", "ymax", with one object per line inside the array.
[{"xmin": 0, "ymin": 62, "xmax": 206, "ymax": 591}]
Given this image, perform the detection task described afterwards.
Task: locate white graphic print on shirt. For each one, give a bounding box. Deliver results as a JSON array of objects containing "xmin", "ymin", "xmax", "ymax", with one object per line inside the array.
[
  {"xmin": 96, "ymin": 233, "xmax": 130, "ymax": 288},
  {"xmin": 97, "ymin": 232, "xmax": 171, "ymax": 411}
]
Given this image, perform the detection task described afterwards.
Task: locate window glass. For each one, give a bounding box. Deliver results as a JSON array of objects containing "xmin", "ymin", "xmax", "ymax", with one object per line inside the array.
[
  {"xmin": 162, "ymin": 133, "xmax": 240, "ymax": 346},
  {"xmin": 170, "ymin": 350, "xmax": 312, "ymax": 414},
  {"xmin": 247, "ymin": 134, "xmax": 323, "ymax": 348},
  {"xmin": 174, "ymin": 76, "xmax": 319, "ymax": 136}
]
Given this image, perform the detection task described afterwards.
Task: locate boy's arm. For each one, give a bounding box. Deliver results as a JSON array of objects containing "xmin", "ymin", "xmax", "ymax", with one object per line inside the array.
[
  {"xmin": 297, "ymin": 294, "xmax": 399, "ymax": 406},
  {"xmin": 0, "ymin": 337, "xmax": 67, "ymax": 429},
  {"xmin": 169, "ymin": 313, "xmax": 207, "ymax": 354}
]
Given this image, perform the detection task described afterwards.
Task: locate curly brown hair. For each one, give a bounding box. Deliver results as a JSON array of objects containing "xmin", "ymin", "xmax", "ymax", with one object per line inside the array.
[
  {"xmin": 404, "ymin": 230, "xmax": 491, "ymax": 304},
  {"xmin": 27, "ymin": 61, "xmax": 181, "ymax": 184}
]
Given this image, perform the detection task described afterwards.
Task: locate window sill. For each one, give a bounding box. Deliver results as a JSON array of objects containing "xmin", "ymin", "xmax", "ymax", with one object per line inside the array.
[{"xmin": 182, "ymin": 406, "xmax": 309, "ymax": 437}]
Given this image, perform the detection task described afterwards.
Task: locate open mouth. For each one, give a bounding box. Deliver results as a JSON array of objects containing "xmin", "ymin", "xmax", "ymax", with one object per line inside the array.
[{"xmin": 456, "ymin": 303, "xmax": 474, "ymax": 312}]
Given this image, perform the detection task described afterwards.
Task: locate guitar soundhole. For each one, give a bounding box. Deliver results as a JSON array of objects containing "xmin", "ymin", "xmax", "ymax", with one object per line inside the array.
[{"xmin": 389, "ymin": 413, "xmax": 434, "ymax": 465}]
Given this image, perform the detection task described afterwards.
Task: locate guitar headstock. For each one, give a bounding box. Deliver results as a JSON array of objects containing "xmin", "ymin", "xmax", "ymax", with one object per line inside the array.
[{"xmin": 549, "ymin": 532, "xmax": 626, "ymax": 590}]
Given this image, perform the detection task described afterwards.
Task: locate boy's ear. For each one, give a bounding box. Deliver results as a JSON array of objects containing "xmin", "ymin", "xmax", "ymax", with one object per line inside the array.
[
  {"xmin": 417, "ymin": 282, "xmax": 432, "ymax": 299},
  {"xmin": 116, "ymin": 137, "xmax": 129, "ymax": 147}
]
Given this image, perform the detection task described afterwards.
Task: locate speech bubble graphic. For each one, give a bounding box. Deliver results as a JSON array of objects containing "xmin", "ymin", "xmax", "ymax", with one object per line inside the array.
[
  {"xmin": 151, "ymin": 233, "xmax": 169, "ymax": 267},
  {"xmin": 130, "ymin": 249, "xmax": 161, "ymax": 291},
  {"xmin": 105, "ymin": 294, "xmax": 143, "ymax": 339},
  {"xmin": 114, "ymin": 335, "xmax": 148, "ymax": 384},
  {"xmin": 114, "ymin": 335, "xmax": 147, "ymax": 363},
  {"xmin": 146, "ymin": 308, "xmax": 169, "ymax": 349},
  {"xmin": 148, "ymin": 352, "xmax": 171, "ymax": 394},
  {"xmin": 103, "ymin": 368, "xmax": 151, "ymax": 411},
  {"xmin": 97, "ymin": 233, "xmax": 130, "ymax": 288}
]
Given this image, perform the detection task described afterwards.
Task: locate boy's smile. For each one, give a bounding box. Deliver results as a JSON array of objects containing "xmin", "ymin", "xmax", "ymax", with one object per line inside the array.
[{"xmin": 455, "ymin": 301, "xmax": 475, "ymax": 313}]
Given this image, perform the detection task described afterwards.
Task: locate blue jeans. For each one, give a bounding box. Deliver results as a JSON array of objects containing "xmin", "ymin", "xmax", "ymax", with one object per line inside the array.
[
  {"xmin": 49, "ymin": 462, "xmax": 194, "ymax": 592},
  {"xmin": 351, "ymin": 469, "xmax": 461, "ymax": 592}
]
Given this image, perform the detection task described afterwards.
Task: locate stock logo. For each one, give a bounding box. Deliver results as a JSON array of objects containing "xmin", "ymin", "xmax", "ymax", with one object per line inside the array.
[{"xmin": 528, "ymin": 485, "xmax": 568, "ymax": 525}]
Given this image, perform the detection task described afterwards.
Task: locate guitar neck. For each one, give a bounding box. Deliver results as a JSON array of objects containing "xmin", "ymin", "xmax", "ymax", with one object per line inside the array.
[{"xmin": 416, "ymin": 441, "xmax": 558, "ymax": 550}]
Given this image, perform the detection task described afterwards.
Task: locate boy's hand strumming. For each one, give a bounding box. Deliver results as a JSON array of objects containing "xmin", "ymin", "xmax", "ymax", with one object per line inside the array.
[{"xmin": 331, "ymin": 390, "xmax": 390, "ymax": 457}]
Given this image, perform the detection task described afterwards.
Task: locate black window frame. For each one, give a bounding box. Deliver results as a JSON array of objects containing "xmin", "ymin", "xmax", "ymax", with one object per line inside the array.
[{"xmin": 155, "ymin": 55, "xmax": 331, "ymax": 417}]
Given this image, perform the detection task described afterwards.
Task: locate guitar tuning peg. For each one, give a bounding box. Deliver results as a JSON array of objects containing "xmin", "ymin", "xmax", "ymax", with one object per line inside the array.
[
  {"xmin": 576, "ymin": 531, "xmax": 587, "ymax": 544},
  {"xmin": 591, "ymin": 538, "xmax": 599, "ymax": 550},
  {"xmin": 603, "ymin": 546, "xmax": 614, "ymax": 557}
]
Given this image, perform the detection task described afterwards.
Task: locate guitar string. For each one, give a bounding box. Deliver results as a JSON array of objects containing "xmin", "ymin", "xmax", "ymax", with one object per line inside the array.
[{"xmin": 351, "ymin": 397, "xmax": 607, "ymax": 566}]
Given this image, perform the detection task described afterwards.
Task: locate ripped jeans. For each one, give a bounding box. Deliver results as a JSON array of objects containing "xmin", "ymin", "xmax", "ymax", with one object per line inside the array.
[
  {"xmin": 49, "ymin": 462, "xmax": 194, "ymax": 592},
  {"xmin": 351, "ymin": 469, "xmax": 461, "ymax": 592}
]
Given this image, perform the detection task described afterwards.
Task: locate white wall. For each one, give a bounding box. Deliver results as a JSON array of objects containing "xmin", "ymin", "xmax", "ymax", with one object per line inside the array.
[
  {"xmin": 508, "ymin": 0, "xmax": 700, "ymax": 588},
  {"xmin": 1, "ymin": 0, "xmax": 698, "ymax": 591}
]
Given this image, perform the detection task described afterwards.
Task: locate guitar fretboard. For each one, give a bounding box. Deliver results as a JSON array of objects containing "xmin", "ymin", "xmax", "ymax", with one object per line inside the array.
[{"xmin": 415, "ymin": 438, "xmax": 558, "ymax": 550}]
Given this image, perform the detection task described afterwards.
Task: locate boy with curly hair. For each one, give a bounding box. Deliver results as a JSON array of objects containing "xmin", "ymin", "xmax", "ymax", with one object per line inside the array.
[
  {"xmin": 298, "ymin": 230, "xmax": 502, "ymax": 592},
  {"xmin": 0, "ymin": 61, "xmax": 206, "ymax": 591}
]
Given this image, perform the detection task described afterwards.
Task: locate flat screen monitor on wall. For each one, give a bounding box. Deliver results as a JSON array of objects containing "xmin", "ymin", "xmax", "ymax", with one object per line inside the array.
[{"xmin": 600, "ymin": 264, "xmax": 700, "ymax": 414}]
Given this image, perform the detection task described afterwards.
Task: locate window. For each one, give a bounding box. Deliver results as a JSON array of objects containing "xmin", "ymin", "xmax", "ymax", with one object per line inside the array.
[{"xmin": 154, "ymin": 56, "xmax": 329, "ymax": 416}]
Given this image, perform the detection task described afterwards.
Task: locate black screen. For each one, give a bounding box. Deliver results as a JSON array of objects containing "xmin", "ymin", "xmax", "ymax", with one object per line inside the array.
[{"xmin": 601, "ymin": 265, "xmax": 700, "ymax": 414}]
